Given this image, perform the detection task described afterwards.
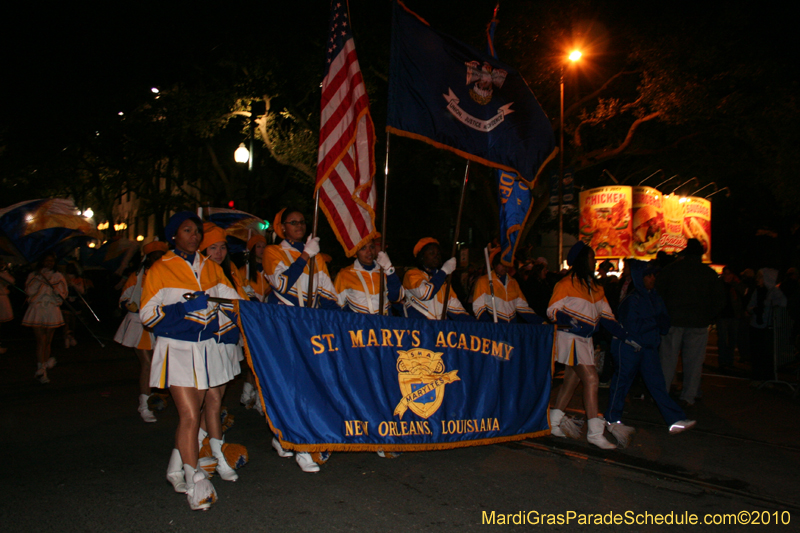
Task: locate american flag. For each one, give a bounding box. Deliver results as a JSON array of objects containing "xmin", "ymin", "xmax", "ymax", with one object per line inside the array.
[{"xmin": 316, "ymin": 0, "xmax": 377, "ymax": 257}]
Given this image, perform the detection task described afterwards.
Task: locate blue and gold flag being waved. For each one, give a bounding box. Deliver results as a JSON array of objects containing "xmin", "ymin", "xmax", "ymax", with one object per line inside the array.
[
  {"xmin": 237, "ymin": 301, "xmax": 553, "ymax": 452},
  {"xmin": 387, "ymin": 0, "xmax": 556, "ymax": 187}
]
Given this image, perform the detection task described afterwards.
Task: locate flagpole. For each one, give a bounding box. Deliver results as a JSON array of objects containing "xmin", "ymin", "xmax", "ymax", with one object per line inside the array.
[
  {"xmin": 378, "ymin": 133, "xmax": 390, "ymax": 315},
  {"xmin": 440, "ymin": 160, "xmax": 470, "ymax": 320},
  {"xmin": 484, "ymin": 246, "xmax": 498, "ymax": 323},
  {"xmin": 306, "ymin": 189, "xmax": 321, "ymax": 308},
  {"xmin": 245, "ymin": 229, "xmax": 252, "ymax": 281}
]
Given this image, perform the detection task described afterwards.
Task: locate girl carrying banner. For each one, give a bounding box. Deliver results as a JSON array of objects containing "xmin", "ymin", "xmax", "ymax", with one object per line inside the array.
[
  {"xmin": 403, "ymin": 238, "xmax": 471, "ymax": 321},
  {"xmin": 262, "ymin": 207, "xmax": 338, "ymax": 473}
]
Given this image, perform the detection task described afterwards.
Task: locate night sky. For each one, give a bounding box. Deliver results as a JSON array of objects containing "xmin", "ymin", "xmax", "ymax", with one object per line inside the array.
[{"xmin": 2, "ymin": 0, "xmax": 796, "ymax": 269}]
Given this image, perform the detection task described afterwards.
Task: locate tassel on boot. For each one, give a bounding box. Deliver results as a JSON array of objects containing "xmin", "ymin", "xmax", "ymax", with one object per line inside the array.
[
  {"xmin": 607, "ymin": 421, "xmax": 635, "ymax": 448},
  {"xmin": 210, "ymin": 437, "xmax": 238, "ymax": 482},
  {"xmin": 559, "ymin": 416, "xmax": 584, "ymax": 439},
  {"xmin": 184, "ymin": 464, "xmax": 216, "ymax": 511},
  {"xmin": 166, "ymin": 449, "xmax": 187, "ymax": 493},
  {"xmin": 587, "ymin": 417, "xmax": 617, "ymax": 449},
  {"xmin": 138, "ymin": 394, "xmax": 157, "ymax": 423}
]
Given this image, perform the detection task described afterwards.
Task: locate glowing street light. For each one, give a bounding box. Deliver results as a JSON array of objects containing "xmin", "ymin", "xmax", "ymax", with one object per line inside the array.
[
  {"xmin": 569, "ymin": 50, "xmax": 582, "ymax": 62},
  {"xmin": 82, "ymin": 208, "xmax": 94, "ymax": 219},
  {"xmin": 234, "ymin": 143, "xmax": 250, "ymax": 164}
]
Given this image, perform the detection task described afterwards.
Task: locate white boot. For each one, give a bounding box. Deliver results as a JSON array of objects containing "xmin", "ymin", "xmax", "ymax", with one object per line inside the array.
[
  {"xmin": 210, "ymin": 437, "xmax": 238, "ymax": 482},
  {"xmin": 295, "ymin": 452, "xmax": 320, "ymax": 473},
  {"xmin": 166, "ymin": 449, "xmax": 187, "ymax": 493},
  {"xmin": 549, "ymin": 409, "xmax": 566, "ymax": 437},
  {"xmin": 198, "ymin": 428, "xmax": 208, "ymax": 451},
  {"xmin": 184, "ymin": 464, "xmax": 216, "ymax": 511},
  {"xmin": 272, "ymin": 437, "xmax": 293, "ymax": 458},
  {"xmin": 587, "ymin": 417, "xmax": 617, "ymax": 449},
  {"xmin": 138, "ymin": 394, "xmax": 156, "ymax": 423},
  {"xmin": 240, "ymin": 382, "xmax": 255, "ymax": 407}
]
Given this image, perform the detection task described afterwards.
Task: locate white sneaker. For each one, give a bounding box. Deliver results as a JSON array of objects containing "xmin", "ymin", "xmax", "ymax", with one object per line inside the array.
[
  {"xmin": 272, "ymin": 437, "xmax": 293, "ymax": 458},
  {"xmin": 295, "ymin": 452, "xmax": 320, "ymax": 473},
  {"xmin": 669, "ymin": 420, "xmax": 696, "ymax": 434}
]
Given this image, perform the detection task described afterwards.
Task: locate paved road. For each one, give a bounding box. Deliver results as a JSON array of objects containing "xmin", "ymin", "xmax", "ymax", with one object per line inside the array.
[{"xmin": 2, "ymin": 325, "xmax": 798, "ymax": 532}]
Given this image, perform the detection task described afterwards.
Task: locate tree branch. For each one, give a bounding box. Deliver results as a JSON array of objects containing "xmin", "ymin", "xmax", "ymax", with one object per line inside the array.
[
  {"xmin": 257, "ymin": 95, "xmax": 316, "ymax": 180},
  {"xmin": 565, "ymin": 69, "xmax": 640, "ymax": 119},
  {"xmin": 577, "ymin": 111, "xmax": 662, "ymax": 166}
]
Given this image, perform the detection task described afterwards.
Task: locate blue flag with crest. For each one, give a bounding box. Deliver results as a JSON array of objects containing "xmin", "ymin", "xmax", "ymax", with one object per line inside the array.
[{"xmin": 387, "ymin": 0, "xmax": 556, "ymax": 186}]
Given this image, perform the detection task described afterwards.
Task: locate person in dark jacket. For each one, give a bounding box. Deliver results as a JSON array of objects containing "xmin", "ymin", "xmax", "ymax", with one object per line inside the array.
[
  {"xmin": 605, "ymin": 261, "xmax": 695, "ymax": 446},
  {"xmin": 656, "ymin": 239, "xmax": 725, "ymax": 406}
]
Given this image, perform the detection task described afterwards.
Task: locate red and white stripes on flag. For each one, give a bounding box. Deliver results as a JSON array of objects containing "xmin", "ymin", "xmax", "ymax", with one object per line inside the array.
[{"xmin": 316, "ymin": 1, "xmax": 377, "ymax": 257}]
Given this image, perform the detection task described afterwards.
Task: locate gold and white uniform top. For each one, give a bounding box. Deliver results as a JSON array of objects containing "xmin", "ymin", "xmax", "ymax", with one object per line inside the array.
[
  {"xmin": 471, "ymin": 272, "xmax": 535, "ymax": 322},
  {"xmin": 263, "ymin": 240, "xmax": 338, "ymax": 307},
  {"xmin": 334, "ymin": 259, "xmax": 404, "ymax": 314},
  {"xmin": 238, "ymin": 264, "xmax": 271, "ymax": 302},
  {"xmin": 402, "ymin": 267, "xmax": 469, "ymax": 320},
  {"xmin": 140, "ymin": 251, "xmax": 242, "ymax": 389}
]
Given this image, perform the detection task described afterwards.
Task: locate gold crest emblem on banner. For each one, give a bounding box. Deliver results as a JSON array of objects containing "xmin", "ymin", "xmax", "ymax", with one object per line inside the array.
[{"xmin": 393, "ymin": 348, "xmax": 460, "ymax": 420}]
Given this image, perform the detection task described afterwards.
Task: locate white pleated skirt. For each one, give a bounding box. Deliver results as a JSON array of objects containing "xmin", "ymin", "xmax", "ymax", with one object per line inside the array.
[
  {"xmin": 114, "ymin": 312, "xmax": 144, "ymax": 347},
  {"xmin": 150, "ymin": 337, "xmax": 237, "ymax": 390},
  {"xmin": 22, "ymin": 303, "xmax": 64, "ymax": 328}
]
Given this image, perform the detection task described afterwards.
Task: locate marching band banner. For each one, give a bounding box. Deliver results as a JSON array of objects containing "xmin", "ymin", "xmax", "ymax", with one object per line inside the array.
[{"xmin": 237, "ymin": 302, "xmax": 553, "ymax": 452}]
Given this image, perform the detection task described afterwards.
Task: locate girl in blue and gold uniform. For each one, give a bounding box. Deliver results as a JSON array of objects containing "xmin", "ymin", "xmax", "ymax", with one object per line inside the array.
[
  {"xmin": 262, "ymin": 207, "xmax": 338, "ymax": 473},
  {"xmin": 403, "ymin": 238, "xmax": 471, "ymax": 321},
  {"xmin": 140, "ymin": 212, "xmax": 240, "ymax": 510}
]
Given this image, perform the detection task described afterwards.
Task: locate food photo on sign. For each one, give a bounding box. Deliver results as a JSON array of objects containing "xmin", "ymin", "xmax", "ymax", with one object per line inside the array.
[
  {"xmin": 578, "ymin": 186, "xmax": 632, "ymax": 258},
  {"xmin": 681, "ymin": 196, "xmax": 712, "ymax": 262},
  {"xmin": 631, "ymin": 186, "xmax": 665, "ymax": 260}
]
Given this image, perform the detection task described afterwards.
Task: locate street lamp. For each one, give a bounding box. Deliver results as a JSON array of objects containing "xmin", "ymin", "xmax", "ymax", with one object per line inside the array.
[
  {"xmin": 558, "ymin": 50, "xmax": 582, "ymax": 266},
  {"xmin": 234, "ymin": 143, "xmax": 250, "ymax": 164}
]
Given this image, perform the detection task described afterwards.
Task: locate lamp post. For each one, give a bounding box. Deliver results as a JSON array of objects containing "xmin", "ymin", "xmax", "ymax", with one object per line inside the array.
[
  {"xmin": 558, "ymin": 50, "xmax": 582, "ymax": 267},
  {"xmin": 234, "ymin": 143, "xmax": 250, "ymax": 164}
]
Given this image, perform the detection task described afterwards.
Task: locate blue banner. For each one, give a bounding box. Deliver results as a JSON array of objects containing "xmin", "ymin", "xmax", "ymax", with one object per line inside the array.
[
  {"xmin": 387, "ymin": 1, "xmax": 556, "ymax": 187},
  {"xmin": 237, "ymin": 301, "xmax": 553, "ymax": 452},
  {"xmin": 497, "ymin": 170, "xmax": 533, "ymax": 266}
]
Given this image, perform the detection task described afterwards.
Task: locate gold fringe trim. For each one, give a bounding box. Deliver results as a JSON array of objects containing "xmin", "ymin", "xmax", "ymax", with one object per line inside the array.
[
  {"xmin": 271, "ymin": 429, "xmax": 552, "ymax": 454},
  {"xmin": 386, "ymin": 127, "xmax": 557, "ymax": 189}
]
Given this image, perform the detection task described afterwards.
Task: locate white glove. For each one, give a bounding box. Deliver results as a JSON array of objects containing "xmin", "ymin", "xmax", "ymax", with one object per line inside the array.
[
  {"xmin": 376, "ymin": 251, "xmax": 393, "ymax": 272},
  {"xmin": 441, "ymin": 257, "xmax": 457, "ymax": 275},
  {"xmin": 304, "ymin": 236, "xmax": 320, "ymax": 258},
  {"xmin": 624, "ymin": 338, "xmax": 643, "ymax": 352}
]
